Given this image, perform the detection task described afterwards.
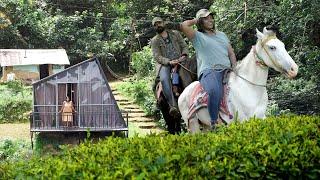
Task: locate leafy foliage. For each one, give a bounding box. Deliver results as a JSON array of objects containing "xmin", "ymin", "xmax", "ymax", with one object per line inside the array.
[
  {"xmin": 117, "ymin": 78, "xmax": 156, "ymax": 116},
  {"xmin": 0, "ymin": 81, "xmax": 32, "ymax": 123},
  {"xmin": 0, "ymin": 139, "xmax": 30, "ymax": 163},
  {"xmin": 2, "ymin": 116, "xmax": 319, "ymax": 179},
  {"xmin": 1, "ymin": 0, "xmax": 319, "ymax": 116},
  {"xmin": 130, "ymin": 46, "xmax": 154, "ymax": 77}
]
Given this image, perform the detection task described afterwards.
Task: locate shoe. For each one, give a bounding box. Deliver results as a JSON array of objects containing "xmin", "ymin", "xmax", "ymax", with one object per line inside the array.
[{"xmin": 169, "ymin": 107, "xmax": 180, "ymax": 117}]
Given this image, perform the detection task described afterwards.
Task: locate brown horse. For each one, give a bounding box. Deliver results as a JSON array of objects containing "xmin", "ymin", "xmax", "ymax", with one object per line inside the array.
[{"xmin": 154, "ymin": 56, "xmax": 197, "ymax": 134}]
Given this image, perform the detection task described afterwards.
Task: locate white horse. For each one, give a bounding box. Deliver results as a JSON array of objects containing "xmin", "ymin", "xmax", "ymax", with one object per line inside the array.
[{"xmin": 178, "ymin": 27, "xmax": 299, "ymax": 133}]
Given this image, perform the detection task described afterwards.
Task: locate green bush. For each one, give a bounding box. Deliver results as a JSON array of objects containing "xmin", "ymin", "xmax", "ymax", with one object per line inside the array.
[
  {"xmin": 130, "ymin": 46, "xmax": 155, "ymax": 78},
  {"xmin": 0, "ymin": 139, "xmax": 31, "ymax": 162},
  {"xmin": 0, "ymin": 81, "xmax": 32, "ymax": 123},
  {"xmin": 117, "ymin": 78, "xmax": 157, "ymax": 116},
  {"xmin": 268, "ymin": 77, "xmax": 319, "ymax": 114},
  {"xmin": 2, "ymin": 116, "xmax": 319, "ymax": 179}
]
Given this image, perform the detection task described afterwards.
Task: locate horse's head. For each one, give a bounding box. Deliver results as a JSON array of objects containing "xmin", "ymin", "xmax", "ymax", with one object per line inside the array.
[{"xmin": 255, "ymin": 27, "xmax": 298, "ymax": 78}]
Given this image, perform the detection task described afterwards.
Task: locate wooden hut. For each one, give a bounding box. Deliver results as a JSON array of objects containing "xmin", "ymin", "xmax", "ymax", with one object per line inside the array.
[
  {"xmin": 30, "ymin": 57, "xmax": 128, "ymax": 140},
  {"xmin": 0, "ymin": 49, "xmax": 69, "ymax": 82}
]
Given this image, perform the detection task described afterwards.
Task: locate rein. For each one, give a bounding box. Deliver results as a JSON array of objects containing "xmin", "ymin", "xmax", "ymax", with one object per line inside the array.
[
  {"xmin": 178, "ymin": 62, "xmax": 197, "ymax": 75},
  {"xmin": 212, "ymin": 64, "xmax": 268, "ymax": 88},
  {"xmin": 253, "ymin": 46, "xmax": 268, "ymax": 69},
  {"xmin": 218, "ymin": 65, "xmax": 268, "ymax": 87},
  {"xmin": 233, "ymin": 70, "xmax": 267, "ymax": 87}
]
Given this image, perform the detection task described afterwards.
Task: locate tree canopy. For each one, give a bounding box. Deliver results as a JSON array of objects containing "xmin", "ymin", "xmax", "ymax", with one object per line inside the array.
[{"xmin": 0, "ymin": 0, "xmax": 319, "ymax": 114}]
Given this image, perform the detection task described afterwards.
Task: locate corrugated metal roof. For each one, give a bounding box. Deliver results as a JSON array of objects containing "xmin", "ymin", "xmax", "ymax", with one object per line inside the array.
[{"xmin": 0, "ymin": 49, "xmax": 70, "ymax": 66}]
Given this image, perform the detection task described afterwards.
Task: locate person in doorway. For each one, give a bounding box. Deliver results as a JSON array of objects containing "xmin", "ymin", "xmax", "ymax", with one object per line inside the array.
[
  {"xmin": 180, "ymin": 9, "xmax": 237, "ymax": 126},
  {"xmin": 151, "ymin": 17, "xmax": 189, "ymax": 116},
  {"xmin": 59, "ymin": 96, "xmax": 76, "ymax": 127}
]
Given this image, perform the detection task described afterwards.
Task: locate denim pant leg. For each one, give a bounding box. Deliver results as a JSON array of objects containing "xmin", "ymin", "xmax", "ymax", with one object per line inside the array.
[
  {"xmin": 199, "ymin": 69, "xmax": 224, "ymax": 124},
  {"xmin": 172, "ymin": 72, "xmax": 179, "ymax": 85},
  {"xmin": 159, "ymin": 66, "xmax": 176, "ymax": 107}
]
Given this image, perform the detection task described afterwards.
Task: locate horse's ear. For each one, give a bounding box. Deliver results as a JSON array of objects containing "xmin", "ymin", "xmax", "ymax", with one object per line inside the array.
[
  {"xmin": 263, "ymin": 27, "xmax": 269, "ymax": 34},
  {"xmin": 263, "ymin": 26, "xmax": 276, "ymax": 36},
  {"xmin": 256, "ymin": 28, "xmax": 264, "ymax": 40}
]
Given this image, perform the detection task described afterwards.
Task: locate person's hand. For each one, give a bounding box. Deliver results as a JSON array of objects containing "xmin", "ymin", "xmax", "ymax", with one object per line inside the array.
[
  {"xmin": 231, "ymin": 63, "xmax": 237, "ymax": 70},
  {"xmin": 170, "ymin": 59, "xmax": 179, "ymax": 66},
  {"xmin": 194, "ymin": 18, "xmax": 199, "ymax": 24},
  {"xmin": 178, "ymin": 56, "xmax": 186, "ymax": 62}
]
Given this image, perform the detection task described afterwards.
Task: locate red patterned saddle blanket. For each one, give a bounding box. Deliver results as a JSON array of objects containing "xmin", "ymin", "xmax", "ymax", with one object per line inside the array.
[{"xmin": 187, "ymin": 83, "xmax": 233, "ymax": 120}]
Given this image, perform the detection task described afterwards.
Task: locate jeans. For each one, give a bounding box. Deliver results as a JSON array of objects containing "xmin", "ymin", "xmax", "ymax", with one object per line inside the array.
[
  {"xmin": 199, "ymin": 69, "xmax": 225, "ymax": 124},
  {"xmin": 172, "ymin": 72, "xmax": 179, "ymax": 85},
  {"xmin": 159, "ymin": 66, "xmax": 177, "ymax": 108}
]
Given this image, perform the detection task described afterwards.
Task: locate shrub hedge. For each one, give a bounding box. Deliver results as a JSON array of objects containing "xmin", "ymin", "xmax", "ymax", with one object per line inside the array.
[
  {"xmin": 0, "ymin": 81, "xmax": 32, "ymax": 123},
  {"xmin": 0, "ymin": 139, "xmax": 31, "ymax": 162},
  {"xmin": 1, "ymin": 116, "xmax": 319, "ymax": 179}
]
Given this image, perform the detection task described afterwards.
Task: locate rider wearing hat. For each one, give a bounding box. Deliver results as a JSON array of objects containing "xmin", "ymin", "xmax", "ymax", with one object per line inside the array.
[
  {"xmin": 151, "ymin": 17, "xmax": 189, "ymax": 116},
  {"xmin": 180, "ymin": 9, "xmax": 237, "ymax": 125}
]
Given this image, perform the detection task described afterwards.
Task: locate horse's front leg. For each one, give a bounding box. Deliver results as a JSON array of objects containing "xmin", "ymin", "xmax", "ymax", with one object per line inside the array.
[
  {"xmin": 196, "ymin": 108, "xmax": 211, "ymax": 132},
  {"xmin": 189, "ymin": 116, "xmax": 200, "ymax": 133}
]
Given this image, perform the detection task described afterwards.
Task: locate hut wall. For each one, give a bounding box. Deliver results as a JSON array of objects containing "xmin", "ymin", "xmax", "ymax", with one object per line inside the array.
[{"xmin": 32, "ymin": 59, "xmax": 127, "ymax": 131}]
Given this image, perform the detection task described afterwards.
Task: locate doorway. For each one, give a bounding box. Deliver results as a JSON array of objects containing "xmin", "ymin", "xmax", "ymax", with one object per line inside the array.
[
  {"xmin": 39, "ymin": 64, "xmax": 49, "ymax": 79},
  {"xmin": 57, "ymin": 83, "xmax": 78, "ymax": 126}
]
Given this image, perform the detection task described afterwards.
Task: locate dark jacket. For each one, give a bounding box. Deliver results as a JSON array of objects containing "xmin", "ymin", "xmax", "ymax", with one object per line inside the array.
[{"xmin": 150, "ymin": 30, "xmax": 188, "ymax": 77}]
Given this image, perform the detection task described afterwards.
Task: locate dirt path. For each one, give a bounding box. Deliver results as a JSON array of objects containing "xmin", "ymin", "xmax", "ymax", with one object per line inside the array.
[{"xmin": 109, "ymin": 80, "xmax": 164, "ymax": 137}]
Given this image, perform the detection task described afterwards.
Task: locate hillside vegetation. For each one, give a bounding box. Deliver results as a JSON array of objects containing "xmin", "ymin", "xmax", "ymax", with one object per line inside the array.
[
  {"xmin": 1, "ymin": 0, "xmax": 319, "ymax": 114},
  {"xmin": 0, "ymin": 81, "xmax": 32, "ymax": 123},
  {"xmin": 1, "ymin": 116, "xmax": 319, "ymax": 179}
]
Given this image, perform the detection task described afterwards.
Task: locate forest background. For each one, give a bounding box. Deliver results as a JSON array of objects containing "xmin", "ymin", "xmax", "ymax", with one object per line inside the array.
[{"xmin": 0, "ymin": 0, "xmax": 319, "ymax": 116}]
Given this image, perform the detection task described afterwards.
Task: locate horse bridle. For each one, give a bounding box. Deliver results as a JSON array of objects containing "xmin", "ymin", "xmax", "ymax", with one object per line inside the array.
[
  {"xmin": 255, "ymin": 35, "xmax": 283, "ymax": 71},
  {"xmin": 233, "ymin": 35, "xmax": 282, "ymax": 87}
]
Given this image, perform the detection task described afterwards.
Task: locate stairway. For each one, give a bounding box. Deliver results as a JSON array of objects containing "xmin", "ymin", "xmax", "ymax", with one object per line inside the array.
[{"xmin": 109, "ymin": 81, "xmax": 163, "ymax": 136}]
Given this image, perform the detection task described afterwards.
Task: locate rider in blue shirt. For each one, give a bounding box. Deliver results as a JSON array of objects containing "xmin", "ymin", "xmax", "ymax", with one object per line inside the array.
[{"xmin": 180, "ymin": 9, "xmax": 237, "ymax": 125}]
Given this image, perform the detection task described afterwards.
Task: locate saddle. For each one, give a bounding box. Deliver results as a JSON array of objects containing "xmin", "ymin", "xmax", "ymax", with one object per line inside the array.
[{"xmin": 187, "ymin": 72, "xmax": 233, "ymax": 121}]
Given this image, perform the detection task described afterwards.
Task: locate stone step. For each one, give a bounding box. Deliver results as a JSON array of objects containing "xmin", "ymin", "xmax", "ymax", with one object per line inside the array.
[
  {"xmin": 109, "ymin": 80, "xmax": 164, "ymax": 134},
  {"xmin": 122, "ymin": 107, "xmax": 141, "ymax": 111},
  {"xmin": 118, "ymin": 101, "xmax": 135, "ymax": 106},
  {"xmin": 115, "ymin": 99, "xmax": 130, "ymax": 102},
  {"xmin": 129, "ymin": 116, "xmax": 153, "ymax": 120},
  {"xmin": 124, "ymin": 109, "xmax": 145, "ymax": 113},
  {"xmin": 118, "ymin": 104, "xmax": 140, "ymax": 108},
  {"xmin": 138, "ymin": 125, "xmax": 158, "ymax": 129},
  {"xmin": 127, "ymin": 115, "xmax": 148, "ymax": 119},
  {"xmin": 130, "ymin": 119, "xmax": 154, "ymax": 123},
  {"xmin": 132, "ymin": 121, "xmax": 157, "ymax": 125}
]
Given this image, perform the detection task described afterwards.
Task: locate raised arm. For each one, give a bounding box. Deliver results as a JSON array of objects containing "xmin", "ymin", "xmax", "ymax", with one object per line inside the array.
[
  {"xmin": 228, "ymin": 44, "xmax": 237, "ymax": 68},
  {"xmin": 180, "ymin": 18, "xmax": 198, "ymax": 40}
]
